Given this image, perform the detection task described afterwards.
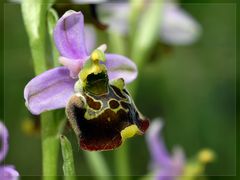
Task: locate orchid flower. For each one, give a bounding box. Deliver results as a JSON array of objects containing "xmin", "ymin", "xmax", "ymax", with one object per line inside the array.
[
  {"xmin": 146, "ymin": 119, "xmax": 215, "ymax": 180},
  {"xmin": 0, "ymin": 121, "xmax": 19, "ymax": 180},
  {"xmin": 146, "ymin": 119, "xmax": 185, "ymax": 180},
  {"xmin": 97, "ymin": 0, "xmax": 201, "ymax": 45},
  {"xmin": 24, "ymin": 10, "xmax": 137, "ymax": 115}
]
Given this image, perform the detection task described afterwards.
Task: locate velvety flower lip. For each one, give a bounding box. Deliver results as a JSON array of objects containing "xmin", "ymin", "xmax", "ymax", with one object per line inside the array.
[
  {"xmin": 24, "ymin": 10, "xmax": 137, "ymax": 115},
  {"xmin": 0, "ymin": 121, "xmax": 19, "ymax": 180},
  {"xmin": 146, "ymin": 119, "xmax": 185, "ymax": 179}
]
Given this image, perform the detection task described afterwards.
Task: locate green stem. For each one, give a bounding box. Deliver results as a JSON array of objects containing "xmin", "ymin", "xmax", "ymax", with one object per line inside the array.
[
  {"xmin": 84, "ymin": 152, "xmax": 112, "ymax": 180},
  {"xmin": 41, "ymin": 112, "xmax": 60, "ymax": 180},
  {"xmin": 47, "ymin": 8, "xmax": 60, "ymax": 67},
  {"xmin": 21, "ymin": 0, "xmax": 52, "ymax": 75},
  {"xmin": 30, "ymin": 40, "xmax": 47, "ymax": 75},
  {"xmin": 22, "ymin": 1, "xmax": 61, "ymax": 180}
]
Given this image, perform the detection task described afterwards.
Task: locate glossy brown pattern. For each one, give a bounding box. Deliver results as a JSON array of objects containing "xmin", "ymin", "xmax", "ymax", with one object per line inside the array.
[
  {"xmin": 66, "ymin": 81, "xmax": 149, "ymax": 151},
  {"xmin": 109, "ymin": 99, "xmax": 120, "ymax": 109},
  {"xmin": 86, "ymin": 95, "xmax": 101, "ymax": 110}
]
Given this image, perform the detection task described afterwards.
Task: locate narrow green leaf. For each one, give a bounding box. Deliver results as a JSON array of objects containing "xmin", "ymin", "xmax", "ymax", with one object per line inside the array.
[
  {"xmin": 47, "ymin": 8, "xmax": 60, "ymax": 67},
  {"xmin": 60, "ymin": 135, "xmax": 76, "ymax": 180}
]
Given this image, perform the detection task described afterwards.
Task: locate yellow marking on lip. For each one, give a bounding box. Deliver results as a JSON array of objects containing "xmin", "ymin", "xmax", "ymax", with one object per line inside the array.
[{"xmin": 120, "ymin": 125, "xmax": 139, "ymax": 141}]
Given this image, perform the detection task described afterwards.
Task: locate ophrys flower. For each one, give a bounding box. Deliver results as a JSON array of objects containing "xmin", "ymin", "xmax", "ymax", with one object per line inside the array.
[
  {"xmin": 24, "ymin": 10, "xmax": 138, "ymax": 115},
  {"xmin": 146, "ymin": 119, "xmax": 215, "ymax": 180},
  {"xmin": 24, "ymin": 10, "xmax": 149, "ymax": 151},
  {"xmin": 146, "ymin": 119, "xmax": 185, "ymax": 180}
]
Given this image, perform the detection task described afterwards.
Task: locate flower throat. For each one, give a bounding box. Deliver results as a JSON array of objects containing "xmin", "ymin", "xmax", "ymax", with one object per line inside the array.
[
  {"xmin": 85, "ymin": 71, "xmax": 109, "ymax": 95},
  {"xmin": 78, "ymin": 47, "xmax": 109, "ymax": 96}
]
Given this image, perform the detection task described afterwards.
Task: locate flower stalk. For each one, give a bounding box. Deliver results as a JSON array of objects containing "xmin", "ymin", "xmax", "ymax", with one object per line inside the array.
[
  {"xmin": 47, "ymin": 8, "xmax": 60, "ymax": 67},
  {"xmin": 21, "ymin": 0, "xmax": 54, "ymax": 75},
  {"xmin": 41, "ymin": 112, "xmax": 62, "ymax": 180},
  {"xmin": 22, "ymin": 1, "xmax": 61, "ymax": 180}
]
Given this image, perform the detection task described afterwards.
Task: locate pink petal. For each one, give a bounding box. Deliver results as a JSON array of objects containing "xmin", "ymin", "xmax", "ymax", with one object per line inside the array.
[
  {"xmin": 105, "ymin": 54, "xmax": 137, "ymax": 84},
  {"xmin": 54, "ymin": 10, "xmax": 88, "ymax": 59},
  {"xmin": 0, "ymin": 166, "xmax": 19, "ymax": 180},
  {"xmin": 59, "ymin": 56, "xmax": 86, "ymax": 79},
  {"xmin": 84, "ymin": 25, "xmax": 97, "ymax": 54},
  {"xmin": 24, "ymin": 67, "xmax": 76, "ymax": 115}
]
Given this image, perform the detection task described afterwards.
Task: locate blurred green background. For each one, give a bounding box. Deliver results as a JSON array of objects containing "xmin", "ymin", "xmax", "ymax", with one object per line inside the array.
[{"xmin": 2, "ymin": 0, "xmax": 237, "ymax": 179}]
